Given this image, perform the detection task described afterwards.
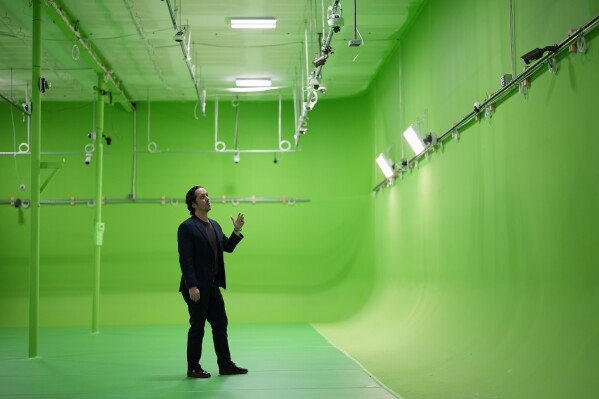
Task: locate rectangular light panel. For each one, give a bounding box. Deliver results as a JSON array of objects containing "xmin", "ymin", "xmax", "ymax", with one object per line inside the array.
[
  {"xmin": 235, "ymin": 78, "xmax": 272, "ymax": 87},
  {"xmin": 376, "ymin": 153, "xmax": 394, "ymax": 179},
  {"xmin": 403, "ymin": 125, "xmax": 425, "ymax": 155},
  {"xmin": 230, "ymin": 17, "xmax": 277, "ymax": 29}
]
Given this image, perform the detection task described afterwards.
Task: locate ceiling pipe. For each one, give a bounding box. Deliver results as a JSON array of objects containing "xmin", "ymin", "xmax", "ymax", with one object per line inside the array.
[
  {"xmin": 0, "ymin": 92, "xmax": 30, "ymax": 116},
  {"xmin": 28, "ymin": 0, "xmax": 42, "ymax": 359},
  {"xmin": 43, "ymin": 0, "xmax": 135, "ymax": 112}
]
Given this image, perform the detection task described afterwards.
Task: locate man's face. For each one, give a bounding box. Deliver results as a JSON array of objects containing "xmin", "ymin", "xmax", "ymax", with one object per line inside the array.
[{"xmin": 193, "ymin": 187, "xmax": 211, "ymax": 213}]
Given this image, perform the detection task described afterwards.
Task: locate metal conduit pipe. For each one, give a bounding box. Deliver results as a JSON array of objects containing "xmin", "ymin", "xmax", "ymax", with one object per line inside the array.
[
  {"xmin": 45, "ymin": 0, "xmax": 135, "ymax": 112},
  {"xmin": 131, "ymin": 109, "xmax": 137, "ymax": 200},
  {"xmin": 92, "ymin": 73, "xmax": 105, "ymax": 334},
  {"xmin": 0, "ymin": 197, "xmax": 310, "ymax": 206},
  {"xmin": 28, "ymin": 0, "xmax": 42, "ymax": 359},
  {"xmin": 373, "ymin": 13, "xmax": 599, "ymax": 193},
  {"xmin": 164, "ymin": 0, "xmax": 203, "ymax": 110}
]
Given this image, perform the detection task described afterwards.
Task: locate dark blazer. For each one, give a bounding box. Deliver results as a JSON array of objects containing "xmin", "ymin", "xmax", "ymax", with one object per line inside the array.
[{"xmin": 177, "ymin": 216, "xmax": 243, "ymax": 292}]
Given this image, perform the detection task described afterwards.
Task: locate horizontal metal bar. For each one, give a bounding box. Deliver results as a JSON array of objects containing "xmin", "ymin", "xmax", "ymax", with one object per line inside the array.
[{"xmin": 1, "ymin": 197, "xmax": 310, "ymax": 206}]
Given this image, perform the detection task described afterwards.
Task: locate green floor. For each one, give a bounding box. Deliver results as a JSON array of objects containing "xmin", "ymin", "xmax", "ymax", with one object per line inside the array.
[{"xmin": 0, "ymin": 324, "xmax": 398, "ymax": 399}]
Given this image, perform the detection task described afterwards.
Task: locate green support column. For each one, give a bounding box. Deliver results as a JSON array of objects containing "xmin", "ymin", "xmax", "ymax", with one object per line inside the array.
[
  {"xmin": 28, "ymin": 0, "xmax": 42, "ymax": 359},
  {"xmin": 92, "ymin": 75, "xmax": 105, "ymax": 334}
]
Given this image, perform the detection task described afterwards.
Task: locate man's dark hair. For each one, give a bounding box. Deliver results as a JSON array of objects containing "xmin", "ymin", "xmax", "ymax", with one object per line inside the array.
[{"xmin": 185, "ymin": 185, "xmax": 203, "ymax": 215}]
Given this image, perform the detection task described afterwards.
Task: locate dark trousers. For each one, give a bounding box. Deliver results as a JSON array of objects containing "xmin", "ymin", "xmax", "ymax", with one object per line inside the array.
[{"xmin": 182, "ymin": 286, "xmax": 232, "ymax": 370}]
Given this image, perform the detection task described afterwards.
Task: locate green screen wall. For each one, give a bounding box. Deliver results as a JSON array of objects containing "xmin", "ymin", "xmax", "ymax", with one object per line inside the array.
[
  {"xmin": 0, "ymin": 95, "xmax": 376, "ymax": 327},
  {"xmin": 2, "ymin": 0, "xmax": 599, "ymax": 398},
  {"xmin": 317, "ymin": 0, "xmax": 599, "ymax": 398}
]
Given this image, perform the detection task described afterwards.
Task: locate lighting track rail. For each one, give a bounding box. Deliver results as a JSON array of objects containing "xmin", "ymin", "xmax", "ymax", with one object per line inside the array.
[
  {"xmin": 165, "ymin": 0, "xmax": 205, "ymax": 115},
  {"xmin": 373, "ymin": 13, "xmax": 599, "ymax": 193},
  {"xmin": 295, "ymin": 0, "xmax": 342, "ymax": 146},
  {"xmin": 44, "ymin": 0, "xmax": 136, "ymax": 112}
]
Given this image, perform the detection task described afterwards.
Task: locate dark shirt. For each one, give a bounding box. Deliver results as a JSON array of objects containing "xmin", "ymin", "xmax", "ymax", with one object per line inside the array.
[{"xmin": 198, "ymin": 218, "xmax": 219, "ymax": 278}]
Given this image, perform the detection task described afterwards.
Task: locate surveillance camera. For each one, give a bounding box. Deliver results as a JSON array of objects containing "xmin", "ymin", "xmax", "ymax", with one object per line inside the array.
[
  {"xmin": 85, "ymin": 152, "xmax": 92, "ymax": 165},
  {"xmin": 19, "ymin": 183, "xmax": 26, "ymax": 191},
  {"xmin": 233, "ymin": 153, "xmax": 240, "ymax": 163},
  {"xmin": 317, "ymin": 85, "xmax": 327, "ymax": 93},
  {"xmin": 87, "ymin": 132, "xmax": 96, "ymax": 140},
  {"xmin": 327, "ymin": 13, "xmax": 344, "ymax": 31}
]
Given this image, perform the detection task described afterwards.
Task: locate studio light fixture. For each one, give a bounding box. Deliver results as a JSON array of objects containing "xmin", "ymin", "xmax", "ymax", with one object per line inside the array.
[
  {"xmin": 230, "ymin": 17, "xmax": 276, "ymax": 29},
  {"xmin": 235, "ymin": 78, "xmax": 271, "ymax": 87},
  {"xmin": 403, "ymin": 125, "xmax": 425, "ymax": 155},
  {"xmin": 312, "ymin": 54, "xmax": 328, "ymax": 67},
  {"xmin": 376, "ymin": 153, "xmax": 395, "ymax": 179},
  {"xmin": 423, "ymin": 132, "xmax": 437, "ymax": 146},
  {"xmin": 227, "ymin": 87, "xmax": 279, "ymax": 93},
  {"xmin": 520, "ymin": 44, "xmax": 558, "ymax": 64}
]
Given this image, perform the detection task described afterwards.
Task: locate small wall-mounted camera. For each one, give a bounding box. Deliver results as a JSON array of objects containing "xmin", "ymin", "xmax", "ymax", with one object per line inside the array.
[
  {"xmin": 39, "ymin": 77, "xmax": 51, "ymax": 93},
  {"xmin": 85, "ymin": 152, "xmax": 93, "ymax": 165}
]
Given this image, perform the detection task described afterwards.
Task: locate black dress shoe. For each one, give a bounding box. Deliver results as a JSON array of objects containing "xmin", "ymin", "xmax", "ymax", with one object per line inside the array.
[
  {"xmin": 219, "ymin": 363, "xmax": 248, "ymax": 375},
  {"xmin": 187, "ymin": 368, "xmax": 211, "ymax": 378}
]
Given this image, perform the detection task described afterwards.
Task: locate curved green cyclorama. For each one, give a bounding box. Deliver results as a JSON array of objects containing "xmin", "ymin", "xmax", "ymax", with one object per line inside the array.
[{"xmin": 0, "ymin": 0, "xmax": 598, "ymax": 398}]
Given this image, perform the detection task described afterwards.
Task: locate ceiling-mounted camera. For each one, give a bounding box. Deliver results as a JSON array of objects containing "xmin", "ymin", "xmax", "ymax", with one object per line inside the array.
[
  {"xmin": 174, "ymin": 26, "xmax": 187, "ymax": 42},
  {"xmin": 327, "ymin": 6, "xmax": 344, "ymax": 32}
]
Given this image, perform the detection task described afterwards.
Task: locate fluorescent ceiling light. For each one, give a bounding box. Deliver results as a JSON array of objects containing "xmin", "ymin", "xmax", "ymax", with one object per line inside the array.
[
  {"xmin": 235, "ymin": 78, "xmax": 271, "ymax": 87},
  {"xmin": 376, "ymin": 153, "xmax": 395, "ymax": 179},
  {"xmin": 403, "ymin": 125, "xmax": 425, "ymax": 155},
  {"xmin": 227, "ymin": 87, "xmax": 280, "ymax": 93},
  {"xmin": 230, "ymin": 17, "xmax": 276, "ymax": 29}
]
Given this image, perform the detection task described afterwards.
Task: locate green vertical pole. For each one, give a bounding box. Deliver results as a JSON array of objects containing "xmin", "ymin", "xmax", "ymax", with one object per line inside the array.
[
  {"xmin": 92, "ymin": 74, "xmax": 105, "ymax": 334},
  {"xmin": 28, "ymin": 0, "xmax": 42, "ymax": 359}
]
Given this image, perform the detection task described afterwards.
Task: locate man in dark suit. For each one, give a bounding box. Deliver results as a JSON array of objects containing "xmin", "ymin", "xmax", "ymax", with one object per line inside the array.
[{"xmin": 178, "ymin": 185, "xmax": 248, "ymax": 378}]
